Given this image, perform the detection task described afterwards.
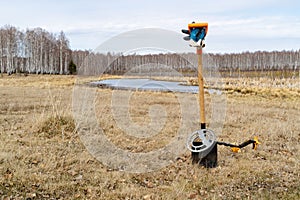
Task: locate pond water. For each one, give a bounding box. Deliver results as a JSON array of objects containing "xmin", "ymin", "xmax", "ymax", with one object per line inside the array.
[{"xmin": 91, "ymin": 78, "xmax": 222, "ymax": 95}]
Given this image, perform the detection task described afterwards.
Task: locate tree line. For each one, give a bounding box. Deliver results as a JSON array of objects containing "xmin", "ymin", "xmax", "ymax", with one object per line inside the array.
[
  {"xmin": 208, "ymin": 51, "xmax": 300, "ymax": 77},
  {"xmin": 0, "ymin": 25, "xmax": 71, "ymax": 75},
  {"xmin": 1, "ymin": 25, "xmax": 299, "ymax": 77},
  {"xmin": 72, "ymin": 50, "xmax": 300, "ymax": 78}
]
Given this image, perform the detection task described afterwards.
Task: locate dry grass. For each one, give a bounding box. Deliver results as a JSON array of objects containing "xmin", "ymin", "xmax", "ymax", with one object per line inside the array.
[
  {"xmin": 186, "ymin": 76, "xmax": 300, "ymax": 99},
  {"xmin": 0, "ymin": 74, "xmax": 99, "ymax": 88},
  {"xmin": 0, "ymin": 74, "xmax": 299, "ymax": 199},
  {"xmin": 35, "ymin": 115, "xmax": 75, "ymax": 139}
]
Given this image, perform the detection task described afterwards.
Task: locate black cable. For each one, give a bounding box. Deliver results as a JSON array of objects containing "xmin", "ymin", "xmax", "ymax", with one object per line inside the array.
[{"xmin": 217, "ymin": 140, "xmax": 256, "ymax": 149}]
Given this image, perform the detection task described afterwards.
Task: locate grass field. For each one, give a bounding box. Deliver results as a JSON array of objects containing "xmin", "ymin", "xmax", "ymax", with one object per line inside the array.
[{"xmin": 0, "ymin": 74, "xmax": 299, "ymax": 199}]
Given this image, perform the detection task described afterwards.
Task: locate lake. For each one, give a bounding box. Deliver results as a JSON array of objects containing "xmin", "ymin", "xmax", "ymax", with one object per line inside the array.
[{"xmin": 91, "ymin": 78, "xmax": 222, "ymax": 95}]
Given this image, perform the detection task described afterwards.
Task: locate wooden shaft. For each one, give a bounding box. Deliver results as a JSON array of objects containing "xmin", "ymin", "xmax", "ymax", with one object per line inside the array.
[{"xmin": 197, "ymin": 47, "xmax": 206, "ymax": 126}]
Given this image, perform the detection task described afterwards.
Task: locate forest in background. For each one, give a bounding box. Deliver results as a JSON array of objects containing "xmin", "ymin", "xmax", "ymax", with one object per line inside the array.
[{"xmin": 1, "ymin": 25, "xmax": 300, "ymax": 78}]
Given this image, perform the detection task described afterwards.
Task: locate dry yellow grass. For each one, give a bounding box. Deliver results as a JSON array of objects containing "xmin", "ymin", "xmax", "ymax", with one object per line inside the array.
[
  {"xmin": 0, "ymin": 74, "xmax": 299, "ymax": 199},
  {"xmin": 0, "ymin": 74, "xmax": 100, "ymax": 88},
  {"xmin": 186, "ymin": 76, "xmax": 300, "ymax": 99}
]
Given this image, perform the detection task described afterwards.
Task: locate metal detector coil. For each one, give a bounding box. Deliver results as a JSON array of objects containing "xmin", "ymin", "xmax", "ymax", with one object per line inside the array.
[{"xmin": 186, "ymin": 129, "xmax": 216, "ymax": 153}]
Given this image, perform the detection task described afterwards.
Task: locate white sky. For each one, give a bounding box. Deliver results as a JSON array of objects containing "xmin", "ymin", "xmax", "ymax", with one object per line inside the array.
[{"xmin": 1, "ymin": 0, "xmax": 300, "ymax": 53}]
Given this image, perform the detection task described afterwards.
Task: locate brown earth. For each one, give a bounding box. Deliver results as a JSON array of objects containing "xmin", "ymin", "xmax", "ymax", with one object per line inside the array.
[{"xmin": 0, "ymin": 74, "xmax": 299, "ymax": 199}]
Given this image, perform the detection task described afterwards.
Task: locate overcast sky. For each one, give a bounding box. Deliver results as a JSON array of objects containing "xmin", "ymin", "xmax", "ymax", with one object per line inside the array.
[{"xmin": 1, "ymin": 0, "xmax": 300, "ymax": 53}]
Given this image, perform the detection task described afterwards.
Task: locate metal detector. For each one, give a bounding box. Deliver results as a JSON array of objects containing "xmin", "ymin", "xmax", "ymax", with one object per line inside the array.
[{"xmin": 182, "ymin": 22, "xmax": 260, "ymax": 168}]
